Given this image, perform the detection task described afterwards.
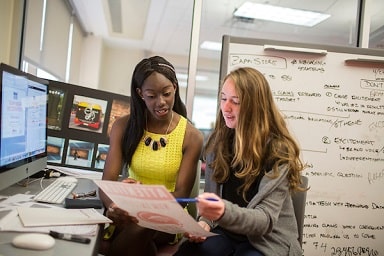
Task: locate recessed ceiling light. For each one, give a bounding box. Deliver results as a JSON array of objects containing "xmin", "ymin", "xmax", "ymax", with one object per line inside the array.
[
  {"xmin": 233, "ymin": 2, "xmax": 330, "ymax": 27},
  {"xmin": 200, "ymin": 41, "xmax": 222, "ymax": 51}
]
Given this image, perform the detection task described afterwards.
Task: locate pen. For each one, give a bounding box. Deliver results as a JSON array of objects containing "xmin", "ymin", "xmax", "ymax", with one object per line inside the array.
[
  {"xmin": 49, "ymin": 230, "xmax": 91, "ymax": 244},
  {"xmin": 176, "ymin": 197, "xmax": 219, "ymax": 203}
]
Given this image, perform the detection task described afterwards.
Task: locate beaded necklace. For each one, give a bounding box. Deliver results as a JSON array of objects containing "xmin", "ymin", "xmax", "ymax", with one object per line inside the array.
[{"xmin": 143, "ymin": 111, "xmax": 174, "ymax": 151}]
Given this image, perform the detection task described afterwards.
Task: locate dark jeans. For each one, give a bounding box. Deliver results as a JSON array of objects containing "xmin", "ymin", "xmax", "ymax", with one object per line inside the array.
[{"xmin": 174, "ymin": 227, "xmax": 264, "ymax": 256}]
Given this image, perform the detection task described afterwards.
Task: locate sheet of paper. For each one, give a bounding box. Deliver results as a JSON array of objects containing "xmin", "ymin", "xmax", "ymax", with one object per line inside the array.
[
  {"xmin": 0, "ymin": 194, "xmax": 35, "ymax": 210},
  {"xmin": 0, "ymin": 194, "xmax": 55, "ymax": 229},
  {"xmin": 17, "ymin": 207, "xmax": 112, "ymax": 227},
  {"xmin": 0, "ymin": 209, "xmax": 98, "ymax": 235},
  {"xmin": 94, "ymin": 180, "xmax": 216, "ymax": 237},
  {"xmin": 47, "ymin": 165, "xmax": 103, "ymax": 180}
]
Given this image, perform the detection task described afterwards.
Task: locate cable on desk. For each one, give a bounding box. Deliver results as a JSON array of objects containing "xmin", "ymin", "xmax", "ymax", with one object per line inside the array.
[
  {"xmin": 39, "ymin": 176, "xmax": 45, "ymax": 190},
  {"xmin": 15, "ymin": 168, "xmax": 58, "ymax": 188},
  {"xmin": 16, "ymin": 176, "xmax": 43, "ymax": 187}
]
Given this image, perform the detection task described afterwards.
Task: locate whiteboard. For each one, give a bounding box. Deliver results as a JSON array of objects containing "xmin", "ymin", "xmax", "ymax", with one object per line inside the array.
[{"xmin": 221, "ymin": 36, "xmax": 384, "ymax": 256}]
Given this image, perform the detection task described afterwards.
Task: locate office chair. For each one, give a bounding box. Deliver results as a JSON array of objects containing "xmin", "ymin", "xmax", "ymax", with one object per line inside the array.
[{"xmin": 291, "ymin": 175, "xmax": 309, "ymax": 246}]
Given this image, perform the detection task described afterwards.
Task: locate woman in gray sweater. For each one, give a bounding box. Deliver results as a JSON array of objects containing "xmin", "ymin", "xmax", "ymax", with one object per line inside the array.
[{"xmin": 175, "ymin": 67, "xmax": 306, "ymax": 256}]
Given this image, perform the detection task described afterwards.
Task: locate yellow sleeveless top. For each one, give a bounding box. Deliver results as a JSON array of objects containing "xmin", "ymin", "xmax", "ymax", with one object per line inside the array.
[{"xmin": 128, "ymin": 116, "xmax": 187, "ymax": 192}]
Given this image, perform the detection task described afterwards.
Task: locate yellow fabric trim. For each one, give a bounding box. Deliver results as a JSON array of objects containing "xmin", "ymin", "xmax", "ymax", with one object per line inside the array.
[{"xmin": 129, "ymin": 116, "xmax": 187, "ymax": 192}]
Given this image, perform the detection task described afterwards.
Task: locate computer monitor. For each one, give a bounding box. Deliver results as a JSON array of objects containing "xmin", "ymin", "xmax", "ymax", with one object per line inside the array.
[{"xmin": 0, "ymin": 63, "xmax": 48, "ymax": 191}]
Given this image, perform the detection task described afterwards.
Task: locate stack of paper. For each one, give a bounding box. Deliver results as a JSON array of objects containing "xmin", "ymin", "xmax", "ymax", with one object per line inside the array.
[
  {"xmin": 17, "ymin": 207, "xmax": 112, "ymax": 227},
  {"xmin": 0, "ymin": 194, "xmax": 111, "ymax": 236}
]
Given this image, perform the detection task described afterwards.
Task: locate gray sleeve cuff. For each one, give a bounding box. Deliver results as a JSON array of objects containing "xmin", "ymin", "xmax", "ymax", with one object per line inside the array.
[{"xmin": 197, "ymin": 216, "xmax": 217, "ymax": 229}]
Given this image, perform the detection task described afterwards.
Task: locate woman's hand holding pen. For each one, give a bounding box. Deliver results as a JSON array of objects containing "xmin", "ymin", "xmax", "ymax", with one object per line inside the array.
[
  {"xmin": 197, "ymin": 192, "xmax": 225, "ymax": 222},
  {"xmin": 106, "ymin": 202, "xmax": 138, "ymax": 226}
]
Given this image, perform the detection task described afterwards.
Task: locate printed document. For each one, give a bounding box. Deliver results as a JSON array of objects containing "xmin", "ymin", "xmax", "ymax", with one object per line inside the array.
[{"xmin": 94, "ymin": 180, "xmax": 216, "ymax": 237}]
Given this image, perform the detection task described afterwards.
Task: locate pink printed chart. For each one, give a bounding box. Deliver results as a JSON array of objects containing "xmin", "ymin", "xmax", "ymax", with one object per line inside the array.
[{"xmin": 94, "ymin": 180, "xmax": 215, "ymax": 237}]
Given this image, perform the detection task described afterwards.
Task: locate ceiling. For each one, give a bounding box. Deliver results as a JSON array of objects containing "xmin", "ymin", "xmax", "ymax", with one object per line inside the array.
[{"xmin": 69, "ymin": 0, "xmax": 384, "ymax": 62}]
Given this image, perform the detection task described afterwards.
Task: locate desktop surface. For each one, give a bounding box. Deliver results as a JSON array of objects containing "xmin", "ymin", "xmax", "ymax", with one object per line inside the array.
[{"xmin": 0, "ymin": 176, "xmax": 103, "ymax": 256}]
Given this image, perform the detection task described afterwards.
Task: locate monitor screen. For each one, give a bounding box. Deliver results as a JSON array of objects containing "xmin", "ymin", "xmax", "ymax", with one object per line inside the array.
[{"xmin": 0, "ymin": 63, "xmax": 48, "ymax": 191}]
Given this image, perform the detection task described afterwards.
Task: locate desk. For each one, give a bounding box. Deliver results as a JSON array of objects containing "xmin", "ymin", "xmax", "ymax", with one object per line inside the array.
[{"xmin": 0, "ymin": 177, "xmax": 103, "ymax": 256}]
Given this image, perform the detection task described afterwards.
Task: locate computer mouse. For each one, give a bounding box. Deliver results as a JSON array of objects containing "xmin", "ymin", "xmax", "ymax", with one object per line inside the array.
[{"xmin": 12, "ymin": 233, "xmax": 55, "ymax": 250}]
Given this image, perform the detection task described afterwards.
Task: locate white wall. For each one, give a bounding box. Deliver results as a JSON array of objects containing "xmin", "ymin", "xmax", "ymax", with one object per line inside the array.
[
  {"xmin": 79, "ymin": 40, "xmax": 191, "ymax": 100},
  {"xmin": 0, "ymin": 0, "xmax": 23, "ymax": 67},
  {"xmin": 99, "ymin": 46, "xmax": 145, "ymax": 95},
  {"xmin": 78, "ymin": 35, "xmax": 104, "ymax": 89}
]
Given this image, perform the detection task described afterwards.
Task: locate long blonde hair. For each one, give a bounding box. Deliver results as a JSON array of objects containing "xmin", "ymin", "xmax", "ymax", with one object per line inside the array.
[{"xmin": 204, "ymin": 67, "xmax": 305, "ymax": 200}]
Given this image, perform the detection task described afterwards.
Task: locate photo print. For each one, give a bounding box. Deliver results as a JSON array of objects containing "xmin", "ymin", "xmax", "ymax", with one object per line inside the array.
[
  {"xmin": 65, "ymin": 139, "xmax": 94, "ymax": 168},
  {"xmin": 68, "ymin": 95, "xmax": 108, "ymax": 134}
]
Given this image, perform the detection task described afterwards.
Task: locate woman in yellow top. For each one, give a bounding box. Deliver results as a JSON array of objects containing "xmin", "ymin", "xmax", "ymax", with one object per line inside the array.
[{"xmin": 99, "ymin": 56, "xmax": 204, "ymax": 256}]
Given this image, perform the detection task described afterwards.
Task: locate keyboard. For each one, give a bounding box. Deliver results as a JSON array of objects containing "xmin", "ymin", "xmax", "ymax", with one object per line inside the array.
[{"xmin": 34, "ymin": 176, "xmax": 78, "ymax": 204}]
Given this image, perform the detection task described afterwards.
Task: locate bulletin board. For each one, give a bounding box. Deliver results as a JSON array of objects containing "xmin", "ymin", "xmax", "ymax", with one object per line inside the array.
[{"xmin": 47, "ymin": 80, "xmax": 130, "ymax": 172}]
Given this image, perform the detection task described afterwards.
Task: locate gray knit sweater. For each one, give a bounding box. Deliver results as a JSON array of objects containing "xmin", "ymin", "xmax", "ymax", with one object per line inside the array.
[{"xmin": 201, "ymin": 161, "xmax": 302, "ymax": 256}]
